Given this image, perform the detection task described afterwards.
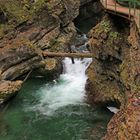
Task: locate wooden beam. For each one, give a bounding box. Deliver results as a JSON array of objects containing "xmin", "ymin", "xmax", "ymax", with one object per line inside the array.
[{"xmin": 43, "ymin": 52, "xmax": 94, "ymax": 58}]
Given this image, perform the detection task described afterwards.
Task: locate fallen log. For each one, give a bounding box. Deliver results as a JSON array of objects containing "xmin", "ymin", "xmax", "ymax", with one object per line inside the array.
[{"xmin": 43, "ymin": 52, "xmax": 94, "ymax": 58}]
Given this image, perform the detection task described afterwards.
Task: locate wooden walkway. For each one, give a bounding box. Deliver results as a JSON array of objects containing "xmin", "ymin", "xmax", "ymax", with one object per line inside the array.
[{"xmin": 100, "ymin": 0, "xmax": 140, "ymax": 31}]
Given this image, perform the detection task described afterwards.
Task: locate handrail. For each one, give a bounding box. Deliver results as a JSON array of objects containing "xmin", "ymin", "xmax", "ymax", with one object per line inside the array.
[{"xmin": 100, "ymin": 0, "xmax": 140, "ymax": 32}]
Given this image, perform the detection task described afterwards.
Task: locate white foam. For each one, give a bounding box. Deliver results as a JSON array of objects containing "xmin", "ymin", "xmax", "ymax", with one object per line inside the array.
[
  {"xmin": 27, "ymin": 58, "xmax": 92, "ymax": 116},
  {"xmin": 107, "ymin": 106, "xmax": 119, "ymax": 114}
]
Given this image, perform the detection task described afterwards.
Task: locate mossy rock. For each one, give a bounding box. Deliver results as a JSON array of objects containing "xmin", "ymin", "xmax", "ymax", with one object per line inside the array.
[
  {"xmin": 0, "ymin": 0, "xmax": 51, "ymax": 38},
  {"xmin": 38, "ymin": 58, "xmax": 62, "ymax": 80}
]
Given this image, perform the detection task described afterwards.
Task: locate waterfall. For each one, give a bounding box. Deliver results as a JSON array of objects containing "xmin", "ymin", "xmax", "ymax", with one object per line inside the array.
[{"xmin": 27, "ymin": 58, "xmax": 92, "ymax": 116}]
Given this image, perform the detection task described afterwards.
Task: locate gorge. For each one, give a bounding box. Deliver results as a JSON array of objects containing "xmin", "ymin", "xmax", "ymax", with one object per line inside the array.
[{"xmin": 0, "ymin": 0, "xmax": 140, "ymax": 140}]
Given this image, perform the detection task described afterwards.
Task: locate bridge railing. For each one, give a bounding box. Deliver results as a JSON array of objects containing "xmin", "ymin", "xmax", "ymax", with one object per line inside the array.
[{"xmin": 100, "ymin": 0, "xmax": 140, "ymax": 31}]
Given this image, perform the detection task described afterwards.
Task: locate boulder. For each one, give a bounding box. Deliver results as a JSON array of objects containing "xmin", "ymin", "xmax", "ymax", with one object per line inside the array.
[
  {"xmin": 0, "ymin": 80, "xmax": 23, "ymax": 104},
  {"xmin": 38, "ymin": 58, "xmax": 63, "ymax": 80},
  {"xmin": 0, "ymin": 42, "xmax": 43, "ymax": 80}
]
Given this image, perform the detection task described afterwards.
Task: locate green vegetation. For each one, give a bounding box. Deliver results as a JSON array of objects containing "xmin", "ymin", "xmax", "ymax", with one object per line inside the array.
[
  {"xmin": 100, "ymin": 20, "xmax": 111, "ymax": 32},
  {"xmin": 0, "ymin": 0, "xmax": 49, "ymax": 38},
  {"xmin": 117, "ymin": 0, "xmax": 140, "ymax": 8},
  {"xmin": 109, "ymin": 31, "xmax": 119, "ymax": 39}
]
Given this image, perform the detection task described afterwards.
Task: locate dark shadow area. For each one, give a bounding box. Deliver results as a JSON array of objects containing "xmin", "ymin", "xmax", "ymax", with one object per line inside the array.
[
  {"xmin": 74, "ymin": 0, "xmax": 105, "ymax": 33},
  {"xmin": 0, "ymin": 11, "xmax": 8, "ymax": 24},
  {"xmin": 108, "ymin": 13, "xmax": 130, "ymax": 33}
]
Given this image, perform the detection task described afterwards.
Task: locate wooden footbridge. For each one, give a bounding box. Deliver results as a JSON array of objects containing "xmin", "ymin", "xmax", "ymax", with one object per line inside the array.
[
  {"xmin": 100, "ymin": 0, "xmax": 140, "ymax": 31},
  {"xmin": 42, "ymin": 0, "xmax": 140, "ymax": 59}
]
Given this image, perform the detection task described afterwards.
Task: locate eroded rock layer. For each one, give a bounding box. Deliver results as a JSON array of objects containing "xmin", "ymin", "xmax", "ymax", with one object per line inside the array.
[
  {"xmin": 0, "ymin": 0, "xmax": 80, "ymax": 103},
  {"xmin": 86, "ymin": 15, "xmax": 130, "ymax": 106},
  {"xmin": 87, "ymin": 14, "xmax": 140, "ymax": 139},
  {"xmin": 102, "ymin": 22, "xmax": 140, "ymax": 140}
]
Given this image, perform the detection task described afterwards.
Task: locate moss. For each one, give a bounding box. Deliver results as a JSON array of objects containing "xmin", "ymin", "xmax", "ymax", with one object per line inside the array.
[
  {"xmin": 0, "ymin": 0, "xmax": 31, "ymax": 23},
  {"xmin": 106, "ymin": 31, "xmax": 119, "ymax": 47},
  {"xmin": 109, "ymin": 31, "xmax": 119, "ymax": 39},
  {"xmin": 93, "ymin": 19, "xmax": 111, "ymax": 38},
  {"xmin": 0, "ymin": 0, "xmax": 50, "ymax": 38},
  {"xmin": 29, "ymin": 0, "xmax": 48, "ymax": 15},
  {"xmin": 45, "ymin": 37, "xmax": 62, "ymax": 52},
  {"xmin": 100, "ymin": 20, "xmax": 111, "ymax": 33},
  {"xmin": 10, "ymin": 38, "xmax": 36, "ymax": 51},
  {"xmin": 44, "ymin": 58, "xmax": 57, "ymax": 70}
]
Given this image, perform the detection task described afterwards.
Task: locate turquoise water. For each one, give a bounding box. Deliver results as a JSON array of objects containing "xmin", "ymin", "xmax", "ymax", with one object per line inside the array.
[{"xmin": 0, "ymin": 58, "xmax": 113, "ymax": 140}]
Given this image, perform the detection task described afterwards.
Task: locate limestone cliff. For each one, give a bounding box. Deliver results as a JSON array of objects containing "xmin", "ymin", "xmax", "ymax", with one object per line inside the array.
[
  {"xmin": 86, "ymin": 15, "xmax": 130, "ymax": 106},
  {"xmin": 87, "ymin": 14, "xmax": 140, "ymax": 139},
  {"xmin": 102, "ymin": 22, "xmax": 140, "ymax": 140},
  {"xmin": 0, "ymin": 0, "xmax": 80, "ymax": 104}
]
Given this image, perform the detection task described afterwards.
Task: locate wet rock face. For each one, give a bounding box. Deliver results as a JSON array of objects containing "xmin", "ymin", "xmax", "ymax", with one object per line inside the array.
[
  {"xmin": 0, "ymin": 44, "xmax": 42, "ymax": 81},
  {"xmin": 38, "ymin": 58, "xmax": 63, "ymax": 81},
  {"xmin": 0, "ymin": 0, "xmax": 80, "ymax": 103},
  {"xmin": 74, "ymin": 0, "xmax": 104, "ymax": 33},
  {"xmin": 86, "ymin": 15, "xmax": 130, "ymax": 105},
  {"xmin": 86, "ymin": 14, "xmax": 140, "ymax": 139},
  {"xmin": 103, "ymin": 23, "xmax": 140, "ymax": 140},
  {"xmin": 0, "ymin": 80, "xmax": 23, "ymax": 104},
  {"xmin": 0, "ymin": 11, "xmax": 8, "ymax": 24},
  {"xmin": 102, "ymin": 101, "xmax": 140, "ymax": 140},
  {"xmin": 0, "ymin": 0, "xmax": 80, "ymax": 83}
]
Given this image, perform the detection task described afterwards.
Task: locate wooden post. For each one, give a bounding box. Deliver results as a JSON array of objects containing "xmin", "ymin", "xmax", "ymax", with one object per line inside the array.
[
  {"xmin": 134, "ymin": 0, "xmax": 136, "ymax": 17},
  {"xmin": 115, "ymin": 0, "xmax": 117, "ymax": 14},
  {"xmin": 128, "ymin": 1, "xmax": 131, "ymax": 19},
  {"xmin": 68, "ymin": 45, "xmax": 75, "ymax": 64},
  {"xmin": 105, "ymin": 0, "xmax": 107, "ymax": 8},
  {"xmin": 139, "ymin": 12, "xmax": 140, "ymax": 30}
]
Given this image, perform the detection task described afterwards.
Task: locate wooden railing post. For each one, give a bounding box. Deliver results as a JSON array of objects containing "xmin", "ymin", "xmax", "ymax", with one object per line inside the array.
[
  {"xmin": 134, "ymin": 0, "xmax": 136, "ymax": 17},
  {"xmin": 105, "ymin": 0, "xmax": 107, "ymax": 8},
  {"xmin": 68, "ymin": 45, "xmax": 75, "ymax": 64},
  {"xmin": 128, "ymin": 1, "xmax": 131, "ymax": 19},
  {"xmin": 115, "ymin": 0, "xmax": 117, "ymax": 14},
  {"xmin": 139, "ymin": 12, "xmax": 140, "ymax": 30}
]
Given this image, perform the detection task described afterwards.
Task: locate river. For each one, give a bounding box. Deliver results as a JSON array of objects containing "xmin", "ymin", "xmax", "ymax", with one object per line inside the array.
[{"xmin": 0, "ymin": 57, "xmax": 113, "ymax": 140}]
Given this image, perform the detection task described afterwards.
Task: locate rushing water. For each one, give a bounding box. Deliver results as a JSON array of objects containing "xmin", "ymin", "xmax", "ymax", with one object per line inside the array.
[{"xmin": 0, "ymin": 58, "xmax": 113, "ymax": 140}]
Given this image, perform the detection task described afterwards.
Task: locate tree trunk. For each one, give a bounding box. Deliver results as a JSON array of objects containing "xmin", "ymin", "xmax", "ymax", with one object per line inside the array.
[{"xmin": 43, "ymin": 52, "xmax": 94, "ymax": 58}]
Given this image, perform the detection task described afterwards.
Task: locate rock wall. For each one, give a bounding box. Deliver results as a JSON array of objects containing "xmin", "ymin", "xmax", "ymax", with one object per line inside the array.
[
  {"xmin": 0, "ymin": 0, "xmax": 80, "ymax": 104},
  {"xmin": 86, "ymin": 15, "xmax": 130, "ymax": 106},
  {"xmin": 102, "ymin": 22, "xmax": 140, "ymax": 140},
  {"xmin": 86, "ymin": 14, "xmax": 140, "ymax": 139},
  {"xmin": 0, "ymin": 80, "xmax": 22, "ymax": 104}
]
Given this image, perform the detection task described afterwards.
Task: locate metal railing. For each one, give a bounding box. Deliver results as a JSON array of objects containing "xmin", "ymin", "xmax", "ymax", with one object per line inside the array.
[{"xmin": 100, "ymin": 0, "xmax": 140, "ymax": 31}]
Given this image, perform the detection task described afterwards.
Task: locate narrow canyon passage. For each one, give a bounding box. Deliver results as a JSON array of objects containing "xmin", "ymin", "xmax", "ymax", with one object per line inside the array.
[
  {"xmin": 0, "ymin": 0, "xmax": 139, "ymax": 139},
  {"xmin": 0, "ymin": 1, "xmax": 118, "ymax": 140}
]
